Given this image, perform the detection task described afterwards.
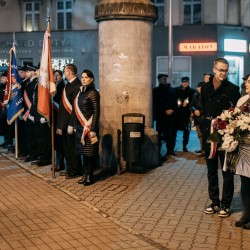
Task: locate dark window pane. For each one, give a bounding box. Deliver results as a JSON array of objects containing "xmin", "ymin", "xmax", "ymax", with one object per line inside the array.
[
  {"xmin": 57, "ymin": 2, "xmax": 64, "ymax": 10},
  {"xmin": 66, "ymin": 12, "xmax": 72, "ymax": 29},
  {"xmin": 34, "ymin": 2, "xmax": 39, "ymax": 11},
  {"xmin": 26, "ymin": 14, "xmax": 32, "ymax": 30},
  {"xmin": 66, "ymin": 1, "xmax": 72, "ymax": 9},
  {"xmin": 184, "ymin": 5, "xmax": 191, "ymax": 24},
  {"xmin": 156, "ymin": 6, "xmax": 164, "ymax": 26},
  {"xmin": 26, "ymin": 3, "xmax": 32, "ymax": 11},
  {"xmin": 157, "ymin": 0, "xmax": 164, "ymax": 3},
  {"xmin": 34, "ymin": 14, "xmax": 39, "ymax": 31},
  {"xmin": 57, "ymin": 13, "xmax": 64, "ymax": 29},
  {"xmin": 193, "ymin": 4, "xmax": 201, "ymax": 24}
]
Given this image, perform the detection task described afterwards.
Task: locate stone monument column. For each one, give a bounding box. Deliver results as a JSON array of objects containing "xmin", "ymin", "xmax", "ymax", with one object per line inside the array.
[{"xmin": 95, "ymin": 0, "xmax": 158, "ymax": 169}]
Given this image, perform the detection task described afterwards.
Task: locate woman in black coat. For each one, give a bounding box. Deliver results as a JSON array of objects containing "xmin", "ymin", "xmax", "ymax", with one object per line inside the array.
[{"xmin": 73, "ymin": 69, "xmax": 100, "ymax": 186}]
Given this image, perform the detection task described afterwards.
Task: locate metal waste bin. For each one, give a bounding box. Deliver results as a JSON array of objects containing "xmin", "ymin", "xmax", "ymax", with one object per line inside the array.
[{"xmin": 122, "ymin": 113, "xmax": 145, "ymax": 163}]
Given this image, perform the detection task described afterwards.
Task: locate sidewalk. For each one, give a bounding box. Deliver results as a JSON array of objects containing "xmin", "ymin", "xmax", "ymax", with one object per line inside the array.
[{"xmin": 1, "ymin": 131, "xmax": 250, "ymax": 249}]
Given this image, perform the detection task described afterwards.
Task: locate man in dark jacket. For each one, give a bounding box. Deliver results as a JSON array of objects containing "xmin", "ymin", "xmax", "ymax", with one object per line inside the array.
[
  {"xmin": 56, "ymin": 64, "xmax": 81, "ymax": 178},
  {"xmin": 174, "ymin": 77, "xmax": 196, "ymax": 152},
  {"xmin": 153, "ymin": 74, "xmax": 178, "ymax": 158},
  {"xmin": 201, "ymin": 57, "xmax": 241, "ymax": 218}
]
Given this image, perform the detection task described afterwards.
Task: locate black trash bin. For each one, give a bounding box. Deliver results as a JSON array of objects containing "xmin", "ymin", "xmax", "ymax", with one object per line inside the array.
[{"xmin": 122, "ymin": 113, "xmax": 145, "ymax": 163}]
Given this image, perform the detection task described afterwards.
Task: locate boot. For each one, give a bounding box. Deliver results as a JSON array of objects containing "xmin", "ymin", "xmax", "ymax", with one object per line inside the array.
[
  {"xmin": 78, "ymin": 175, "xmax": 85, "ymax": 184},
  {"xmin": 83, "ymin": 156, "xmax": 94, "ymax": 186},
  {"xmin": 83, "ymin": 174, "xmax": 94, "ymax": 186}
]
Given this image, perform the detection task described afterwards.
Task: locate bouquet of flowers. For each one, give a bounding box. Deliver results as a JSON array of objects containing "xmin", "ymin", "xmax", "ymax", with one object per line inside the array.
[{"xmin": 207, "ymin": 106, "xmax": 250, "ymax": 153}]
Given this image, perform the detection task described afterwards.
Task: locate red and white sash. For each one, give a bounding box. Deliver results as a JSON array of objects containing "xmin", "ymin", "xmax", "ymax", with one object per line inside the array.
[
  {"xmin": 23, "ymin": 90, "xmax": 32, "ymax": 121},
  {"xmin": 74, "ymin": 92, "xmax": 93, "ymax": 145},
  {"xmin": 62, "ymin": 88, "xmax": 72, "ymax": 115},
  {"xmin": 208, "ymin": 118, "xmax": 217, "ymax": 159}
]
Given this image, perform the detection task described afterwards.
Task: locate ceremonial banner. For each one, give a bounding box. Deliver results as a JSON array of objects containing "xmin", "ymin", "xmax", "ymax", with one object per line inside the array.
[
  {"xmin": 7, "ymin": 48, "xmax": 24, "ymax": 125},
  {"xmin": 37, "ymin": 21, "xmax": 56, "ymax": 122}
]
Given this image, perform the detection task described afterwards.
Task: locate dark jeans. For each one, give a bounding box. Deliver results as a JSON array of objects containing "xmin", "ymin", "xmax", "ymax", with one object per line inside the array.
[{"xmin": 205, "ymin": 150, "xmax": 234, "ymax": 208}]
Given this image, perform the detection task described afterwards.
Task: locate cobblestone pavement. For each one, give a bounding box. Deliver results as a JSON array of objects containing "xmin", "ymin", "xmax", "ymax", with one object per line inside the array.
[{"xmin": 1, "ymin": 131, "xmax": 250, "ymax": 249}]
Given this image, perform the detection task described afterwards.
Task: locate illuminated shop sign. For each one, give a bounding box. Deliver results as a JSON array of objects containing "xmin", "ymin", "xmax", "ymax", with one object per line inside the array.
[
  {"xmin": 179, "ymin": 42, "xmax": 217, "ymax": 52},
  {"xmin": 224, "ymin": 39, "xmax": 247, "ymax": 53}
]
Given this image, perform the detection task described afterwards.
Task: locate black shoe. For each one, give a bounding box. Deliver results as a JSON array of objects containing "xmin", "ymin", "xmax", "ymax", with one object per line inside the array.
[
  {"xmin": 195, "ymin": 150, "xmax": 202, "ymax": 153},
  {"xmin": 183, "ymin": 146, "xmax": 188, "ymax": 152},
  {"xmin": 66, "ymin": 172, "xmax": 80, "ymax": 179},
  {"xmin": 31, "ymin": 160, "xmax": 40, "ymax": 165},
  {"xmin": 168, "ymin": 150, "xmax": 177, "ymax": 156},
  {"xmin": 243, "ymin": 222, "xmax": 250, "ymax": 230},
  {"xmin": 54, "ymin": 164, "xmax": 64, "ymax": 172},
  {"xmin": 83, "ymin": 175, "xmax": 94, "ymax": 186},
  {"xmin": 37, "ymin": 161, "xmax": 51, "ymax": 167},
  {"xmin": 78, "ymin": 177, "xmax": 85, "ymax": 184},
  {"xmin": 235, "ymin": 219, "xmax": 250, "ymax": 227},
  {"xmin": 3, "ymin": 143, "xmax": 12, "ymax": 149},
  {"xmin": 24, "ymin": 156, "xmax": 37, "ymax": 162},
  {"xmin": 60, "ymin": 170, "xmax": 69, "ymax": 176},
  {"xmin": 0, "ymin": 142, "xmax": 9, "ymax": 147}
]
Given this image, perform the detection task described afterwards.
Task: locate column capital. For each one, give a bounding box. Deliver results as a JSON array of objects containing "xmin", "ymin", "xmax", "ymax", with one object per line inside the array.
[{"xmin": 95, "ymin": 0, "xmax": 158, "ymax": 23}]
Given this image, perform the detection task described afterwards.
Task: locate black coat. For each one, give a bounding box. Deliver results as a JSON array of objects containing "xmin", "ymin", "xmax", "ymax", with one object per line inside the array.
[
  {"xmin": 175, "ymin": 86, "xmax": 196, "ymax": 130},
  {"xmin": 23, "ymin": 77, "xmax": 37, "ymax": 114},
  {"xmin": 153, "ymin": 84, "xmax": 177, "ymax": 128},
  {"xmin": 74, "ymin": 83, "xmax": 100, "ymax": 157},
  {"xmin": 190, "ymin": 91, "xmax": 203, "ymax": 126},
  {"xmin": 57, "ymin": 78, "xmax": 81, "ymax": 131},
  {"xmin": 200, "ymin": 76, "xmax": 241, "ymax": 151}
]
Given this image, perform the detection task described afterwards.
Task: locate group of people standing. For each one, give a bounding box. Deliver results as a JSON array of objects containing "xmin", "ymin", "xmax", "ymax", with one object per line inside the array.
[
  {"xmin": 0, "ymin": 64, "xmax": 100, "ymax": 186},
  {"xmin": 153, "ymin": 73, "xmax": 202, "ymax": 158},
  {"xmin": 154, "ymin": 57, "xmax": 250, "ymax": 229}
]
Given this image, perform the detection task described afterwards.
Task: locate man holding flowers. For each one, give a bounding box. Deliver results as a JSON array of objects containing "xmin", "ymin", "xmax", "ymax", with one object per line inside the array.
[{"xmin": 201, "ymin": 57, "xmax": 240, "ymax": 218}]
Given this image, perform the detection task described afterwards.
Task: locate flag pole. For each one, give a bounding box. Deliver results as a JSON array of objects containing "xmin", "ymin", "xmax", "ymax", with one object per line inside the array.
[
  {"xmin": 46, "ymin": 11, "xmax": 55, "ymax": 179},
  {"xmin": 12, "ymin": 32, "xmax": 19, "ymax": 160}
]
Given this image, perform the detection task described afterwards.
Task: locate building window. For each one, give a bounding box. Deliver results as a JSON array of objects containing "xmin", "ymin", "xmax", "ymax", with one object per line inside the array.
[
  {"xmin": 57, "ymin": 0, "xmax": 72, "ymax": 30},
  {"xmin": 150, "ymin": 0, "xmax": 164, "ymax": 26},
  {"xmin": 25, "ymin": 2, "xmax": 40, "ymax": 31},
  {"xmin": 183, "ymin": 0, "xmax": 201, "ymax": 24}
]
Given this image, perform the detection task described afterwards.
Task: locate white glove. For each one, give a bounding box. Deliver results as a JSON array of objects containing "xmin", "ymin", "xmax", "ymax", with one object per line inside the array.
[
  {"xmin": 40, "ymin": 117, "xmax": 46, "ymax": 123},
  {"xmin": 67, "ymin": 125, "xmax": 74, "ymax": 135},
  {"xmin": 28, "ymin": 115, "xmax": 34, "ymax": 122},
  {"xmin": 90, "ymin": 131, "xmax": 96, "ymax": 138}
]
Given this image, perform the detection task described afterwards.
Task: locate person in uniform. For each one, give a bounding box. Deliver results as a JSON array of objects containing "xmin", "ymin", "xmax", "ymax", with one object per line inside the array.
[
  {"xmin": 23, "ymin": 65, "xmax": 39, "ymax": 162},
  {"xmin": 201, "ymin": 57, "xmax": 240, "ymax": 218},
  {"xmin": 56, "ymin": 64, "xmax": 81, "ymax": 179}
]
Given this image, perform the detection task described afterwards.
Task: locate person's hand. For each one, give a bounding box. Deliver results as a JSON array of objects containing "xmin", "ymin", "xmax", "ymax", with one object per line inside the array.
[
  {"xmin": 67, "ymin": 126, "xmax": 74, "ymax": 135},
  {"xmin": 56, "ymin": 128, "xmax": 62, "ymax": 135},
  {"xmin": 194, "ymin": 110, "xmax": 201, "ymax": 116},
  {"xmin": 28, "ymin": 115, "xmax": 34, "ymax": 122},
  {"xmin": 90, "ymin": 131, "xmax": 96, "ymax": 138},
  {"xmin": 177, "ymin": 98, "xmax": 182, "ymax": 107},
  {"xmin": 166, "ymin": 109, "xmax": 174, "ymax": 116},
  {"xmin": 40, "ymin": 117, "xmax": 46, "ymax": 123}
]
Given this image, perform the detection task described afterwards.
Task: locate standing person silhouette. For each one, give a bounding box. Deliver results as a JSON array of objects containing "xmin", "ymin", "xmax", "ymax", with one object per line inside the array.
[{"xmin": 201, "ymin": 57, "xmax": 240, "ymax": 218}]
